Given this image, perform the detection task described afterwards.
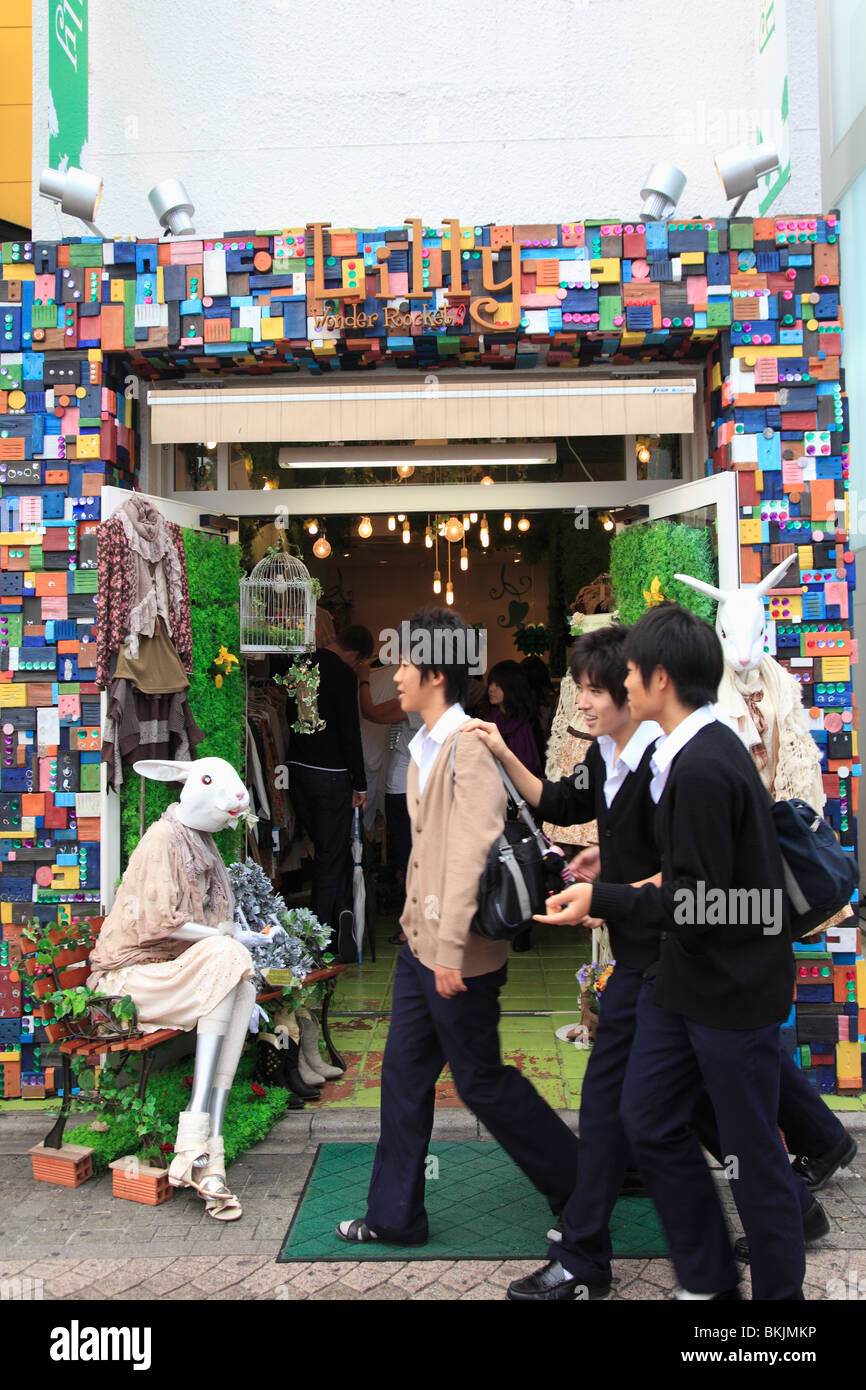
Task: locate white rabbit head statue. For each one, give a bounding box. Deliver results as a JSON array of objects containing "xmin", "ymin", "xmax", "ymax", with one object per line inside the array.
[
  {"xmin": 133, "ymin": 756, "xmax": 250, "ymax": 835},
  {"xmin": 673, "ymin": 552, "xmax": 797, "ymax": 674}
]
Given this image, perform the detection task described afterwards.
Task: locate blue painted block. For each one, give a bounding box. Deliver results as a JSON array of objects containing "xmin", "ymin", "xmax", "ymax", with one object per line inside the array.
[{"xmin": 757, "ymin": 431, "xmax": 782, "ymax": 470}]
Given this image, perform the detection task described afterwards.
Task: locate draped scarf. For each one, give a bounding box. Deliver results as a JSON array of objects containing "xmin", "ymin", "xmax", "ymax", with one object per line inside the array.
[
  {"xmin": 117, "ymin": 495, "xmax": 186, "ymax": 660},
  {"xmin": 163, "ymin": 803, "xmax": 233, "ymax": 923}
]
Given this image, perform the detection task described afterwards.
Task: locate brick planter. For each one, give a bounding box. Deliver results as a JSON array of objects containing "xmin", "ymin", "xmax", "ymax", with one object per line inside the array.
[
  {"xmin": 29, "ymin": 1141, "xmax": 94, "ymax": 1187},
  {"xmin": 109, "ymin": 1158, "xmax": 173, "ymax": 1206}
]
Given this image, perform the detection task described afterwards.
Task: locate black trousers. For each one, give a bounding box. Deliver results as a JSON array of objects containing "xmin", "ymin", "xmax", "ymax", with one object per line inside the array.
[
  {"xmin": 365, "ymin": 945, "xmax": 580, "ymax": 1242},
  {"xmin": 385, "ymin": 791, "xmax": 412, "ymax": 880},
  {"xmin": 288, "ymin": 763, "xmax": 352, "ymax": 936},
  {"xmin": 621, "ymin": 982, "xmax": 805, "ymax": 1300},
  {"xmin": 555, "ymin": 967, "xmax": 818, "ymax": 1286}
]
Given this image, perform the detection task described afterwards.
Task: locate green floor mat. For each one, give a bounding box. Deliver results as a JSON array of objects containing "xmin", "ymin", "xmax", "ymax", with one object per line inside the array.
[{"xmin": 278, "ymin": 1141, "xmax": 669, "ymax": 1262}]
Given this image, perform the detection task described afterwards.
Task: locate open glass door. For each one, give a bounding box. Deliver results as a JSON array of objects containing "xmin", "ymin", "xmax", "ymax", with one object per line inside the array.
[
  {"xmin": 99, "ymin": 487, "xmax": 239, "ymax": 912},
  {"xmin": 628, "ymin": 470, "xmax": 739, "ymax": 591}
]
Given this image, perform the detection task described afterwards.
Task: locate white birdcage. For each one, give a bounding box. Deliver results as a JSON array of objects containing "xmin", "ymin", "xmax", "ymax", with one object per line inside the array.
[{"xmin": 240, "ymin": 550, "xmax": 316, "ymax": 654}]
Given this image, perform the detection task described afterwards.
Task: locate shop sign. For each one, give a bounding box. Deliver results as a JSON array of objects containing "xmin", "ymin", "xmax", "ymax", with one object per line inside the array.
[
  {"xmin": 309, "ymin": 218, "xmax": 521, "ymax": 332},
  {"xmin": 48, "ymin": 0, "xmax": 89, "ymax": 171}
]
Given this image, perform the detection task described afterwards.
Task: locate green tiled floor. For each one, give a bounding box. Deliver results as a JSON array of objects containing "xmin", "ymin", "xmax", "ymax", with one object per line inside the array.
[{"xmin": 318, "ymin": 922, "xmax": 593, "ymax": 1112}]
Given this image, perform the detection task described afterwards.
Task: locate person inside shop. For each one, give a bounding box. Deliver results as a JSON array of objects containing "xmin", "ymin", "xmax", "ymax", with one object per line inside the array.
[
  {"xmin": 526, "ymin": 604, "xmax": 806, "ymax": 1301},
  {"xmin": 483, "ymin": 659, "xmax": 543, "ymax": 777},
  {"xmin": 282, "ymin": 623, "xmax": 373, "ymax": 960},
  {"xmin": 470, "ymin": 623, "xmax": 829, "ymax": 1301},
  {"xmin": 520, "ymin": 654, "xmax": 558, "ymax": 760},
  {"xmin": 335, "ymin": 606, "xmax": 580, "ymax": 1246},
  {"xmin": 355, "ymin": 651, "xmax": 422, "ymax": 945}
]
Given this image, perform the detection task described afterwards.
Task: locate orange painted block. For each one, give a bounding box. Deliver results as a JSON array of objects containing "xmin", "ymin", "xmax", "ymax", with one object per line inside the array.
[
  {"xmin": 808, "ymin": 479, "xmax": 837, "ymax": 524},
  {"xmin": 81, "ymin": 473, "xmax": 104, "ymax": 497},
  {"xmin": 753, "ymin": 218, "xmax": 777, "ymax": 243},
  {"xmin": 813, "ymin": 242, "xmax": 840, "ymax": 286},
  {"xmin": 22, "ymin": 794, "xmax": 45, "ymax": 817},
  {"xmin": 32, "ymin": 574, "xmax": 67, "ymax": 597},
  {"xmin": 781, "ymin": 412, "xmax": 818, "ymax": 430},
  {"xmin": 76, "ymin": 817, "xmax": 100, "ymax": 841},
  {"xmin": 739, "ymin": 547, "xmax": 763, "ymax": 583},
  {"xmin": 76, "ymin": 645, "xmax": 97, "ymax": 669},
  {"xmin": 204, "ymin": 318, "xmax": 231, "ymax": 343},
  {"xmin": 0, "ymin": 438, "xmax": 25, "ymax": 461},
  {"xmin": 819, "ymin": 332, "xmax": 842, "ymax": 357},
  {"xmin": 57, "ymin": 640, "xmax": 79, "ymax": 655},
  {"xmin": 99, "ymin": 305, "xmax": 126, "ymax": 352}
]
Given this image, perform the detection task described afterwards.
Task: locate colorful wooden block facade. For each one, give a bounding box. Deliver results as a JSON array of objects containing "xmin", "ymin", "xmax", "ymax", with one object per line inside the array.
[{"xmin": 0, "ymin": 212, "xmax": 860, "ymax": 1094}]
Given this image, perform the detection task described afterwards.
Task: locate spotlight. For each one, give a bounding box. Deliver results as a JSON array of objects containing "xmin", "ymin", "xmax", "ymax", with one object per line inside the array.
[
  {"xmin": 402, "ymin": 520, "xmax": 411, "ymax": 544},
  {"xmin": 517, "ymin": 515, "xmax": 531, "ymax": 533},
  {"xmin": 433, "ymin": 570, "xmax": 442, "ymax": 595},
  {"xmin": 358, "ymin": 516, "xmax": 373, "ymax": 539},
  {"xmin": 714, "ymin": 142, "xmax": 781, "ymax": 215},
  {"xmin": 503, "ymin": 513, "xmax": 512, "ymax": 532},
  {"xmin": 460, "ymin": 544, "xmax": 469, "ymax": 572},
  {"xmin": 639, "ymin": 162, "xmax": 687, "ymax": 220},
  {"xmin": 306, "ymin": 519, "xmax": 319, "ymax": 536},
  {"xmin": 312, "ymin": 533, "xmax": 331, "ymax": 559},
  {"xmin": 148, "ymin": 179, "xmax": 196, "ymax": 236},
  {"xmin": 39, "ymin": 166, "xmax": 104, "ymax": 234}
]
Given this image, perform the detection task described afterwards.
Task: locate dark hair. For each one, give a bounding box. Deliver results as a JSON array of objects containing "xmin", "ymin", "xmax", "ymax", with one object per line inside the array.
[
  {"xmin": 336, "ymin": 624, "xmax": 374, "ymax": 661},
  {"xmin": 487, "ymin": 660, "xmax": 535, "ymax": 721},
  {"xmin": 402, "ymin": 607, "xmax": 471, "ymax": 706},
  {"xmin": 569, "ymin": 625, "xmax": 629, "ymax": 707},
  {"xmin": 520, "ymin": 655, "xmax": 555, "ymax": 700},
  {"xmin": 623, "ymin": 603, "xmax": 723, "ymax": 709}
]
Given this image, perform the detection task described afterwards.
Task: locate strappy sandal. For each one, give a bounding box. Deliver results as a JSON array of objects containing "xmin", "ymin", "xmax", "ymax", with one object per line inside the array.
[
  {"xmin": 196, "ymin": 1136, "xmax": 243, "ymax": 1222},
  {"xmin": 335, "ymin": 1218, "xmax": 379, "ymax": 1243},
  {"xmin": 167, "ymin": 1110, "xmax": 212, "ymax": 1192}
]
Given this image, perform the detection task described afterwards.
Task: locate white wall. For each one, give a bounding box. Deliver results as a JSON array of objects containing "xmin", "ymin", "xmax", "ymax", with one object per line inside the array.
[{"xmin": 33, "ymin": 0, "xmax": 821, "ymax": 240}]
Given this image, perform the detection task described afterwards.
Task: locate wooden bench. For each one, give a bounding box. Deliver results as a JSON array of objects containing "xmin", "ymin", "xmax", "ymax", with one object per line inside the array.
[{"xmin": 23, "ymin": 943, "xmax": 347, "ymax": 1151}]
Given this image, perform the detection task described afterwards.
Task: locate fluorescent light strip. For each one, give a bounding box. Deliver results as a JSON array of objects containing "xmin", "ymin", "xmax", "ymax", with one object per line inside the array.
[{"xmin": 150, "ymin": 381, "xmax": 696, "ymax": 407}]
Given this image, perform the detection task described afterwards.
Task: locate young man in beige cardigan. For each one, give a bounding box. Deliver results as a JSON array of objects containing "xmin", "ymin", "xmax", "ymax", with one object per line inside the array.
[{"xmin": 336, "ymin": 608, "xmax": 579, "ymax": 1245}]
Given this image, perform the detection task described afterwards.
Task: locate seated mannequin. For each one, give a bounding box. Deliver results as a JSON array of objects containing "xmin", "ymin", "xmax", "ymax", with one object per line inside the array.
[{"xmin": 89, "ymin": 756, "xmax": 255, "ymax": 1220}]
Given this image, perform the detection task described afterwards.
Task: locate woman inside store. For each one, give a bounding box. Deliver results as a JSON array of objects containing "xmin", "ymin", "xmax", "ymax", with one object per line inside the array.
[{"xmin": 484, "ymin": 659, "xmax": 543, "ymax": 777}]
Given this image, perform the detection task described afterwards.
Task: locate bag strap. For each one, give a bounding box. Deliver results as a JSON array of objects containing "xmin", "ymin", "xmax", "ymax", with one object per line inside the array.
[{"xmin": 449, "ymin": 731, "xmax": 550, "ymax": 856}]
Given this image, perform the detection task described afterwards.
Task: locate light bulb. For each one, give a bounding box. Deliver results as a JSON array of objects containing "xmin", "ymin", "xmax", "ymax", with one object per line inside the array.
[
  {"xmin": 397, "ymin": 514, "xmax": 406, "ymax": 522},
  {"xmin": 358, "ymin": 516, "xmax": 373, "ymax": 538},
  {"xmin": 306, "ymin": 519, "xmax": 318, "ymax": 536},
  {"xmin": 205, "ymin": 441, "xmax": 217, "ymax": 451},
  {"xmin": 396, "ymin": 463, "xmax": 415, "ymax": 479},
  {"xmin": 480, "ymin": 474, "xmax": 494, "ymax": 486},
  {"xmin": 388, "ymin": 515, "xmax": 396, "ymax": 531},
  {"xmin": 518, "ymin": 515, "xmax": 530, "ymax": 532},
  {"xmin": 460, "ymin": 545, "xmax": 468, "ymax": 571},
  {"xmin": 425, "ymin": 526, "xmax": 433, "ymax": 549},
  {"xmin": 603, "ymin": 514, "xmax": 615, "ymax": 532},
  {"xmin": 480, "ymin": 515, "xmax": 490, "ymax": 547},
  {"xmin": 402, "ymin": 520, "xmax": 411, "ymax": 544},
  {"xmin": 445, "ymin": 581, "xmax": 454, "ymax": 605},
  {"xmin": 433, "ymin": 570, "xmax": 442, "ymax": 595},
  {"xmin": 470, "ymin": 512, "xmax": 478, "ymax": 523},
  {"xmin": 313, "ymin": 535, "xmax": 331, "ymax": 558},
  {"xmin": 503, "ymin": 513, "xmax": 512, "ymax": 532},
  {"xmin": 462, "ymin": 513, "xmax": 471, "ymax": 531},
  {"xmin": 444, "ymin": 515, "xmax": 464, "ymax": 543}
]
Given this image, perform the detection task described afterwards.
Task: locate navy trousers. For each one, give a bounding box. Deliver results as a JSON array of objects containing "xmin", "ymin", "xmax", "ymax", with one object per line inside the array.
[
  {"xmin": 778, "ymin": 1048, "xmax": 845, "ymax": 1154},
  {"xmin": 621, "ymin": 982, "xmax": 805, "ymax": 1301},
  {"xmin": 365, "ymin": 945, "xmax": 580, "ymax": 1242}
]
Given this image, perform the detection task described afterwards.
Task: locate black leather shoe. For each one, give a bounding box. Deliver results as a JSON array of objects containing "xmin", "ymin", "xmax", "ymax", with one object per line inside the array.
[
  {"xmin": 734, "ymin": 1198, "xmax": 830, "ymax": 1262},
  {"xmin": 620, "ymin": 1168, "xmax": 650, "ymax": 1199},
  {"xmin": 507, "ymin": 1260, "xmax": 611, "ymax": 1301},
  {"xmin": 791, "ymin": 1134, "xmax": 857, "ymax": 1191}
]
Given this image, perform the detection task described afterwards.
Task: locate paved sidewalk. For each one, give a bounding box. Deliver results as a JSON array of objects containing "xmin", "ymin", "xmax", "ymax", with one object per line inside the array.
[{"xmin": 1, "ymin": 1110, "xmax": 864, "ymax": 1301}]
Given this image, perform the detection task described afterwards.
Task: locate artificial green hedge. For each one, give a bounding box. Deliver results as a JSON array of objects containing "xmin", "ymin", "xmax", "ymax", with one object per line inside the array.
[
  {"xmin": 609, "ymin": 521, "xmax": 718, "ymax": 627},
  {"xmin": 120, "ymin": 529, "xmax": 244, "ymax": 870},
  {"xmin": 65, "ymin": 1052, "xmax": 287, "ymax": 1174}
]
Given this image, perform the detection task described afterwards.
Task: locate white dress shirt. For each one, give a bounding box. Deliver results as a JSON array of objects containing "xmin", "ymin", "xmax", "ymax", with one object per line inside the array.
[
  {"xmin": 409, "ymin": 703, "xmax": 468, "ymax": 796},
  {"xmin": 649, "ymin": 704, "xmax": 719, "ymax": 804},
  {"xmin": 597, "ymin": 720, "xmax": 663, "ymax": 808}
]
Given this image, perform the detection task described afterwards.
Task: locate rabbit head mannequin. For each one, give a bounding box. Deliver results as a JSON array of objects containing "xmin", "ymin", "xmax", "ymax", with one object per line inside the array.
[
  {"xmin": 87, "ymin": 756, "xmax": 256, "ymax": 1220},
  {"xmin": 674, "ymin": 553, "xmax": 825, "ymax": 808}
]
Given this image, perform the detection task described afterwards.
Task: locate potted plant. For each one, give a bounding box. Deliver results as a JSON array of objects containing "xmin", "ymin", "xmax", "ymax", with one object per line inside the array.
[{"xmin": 100, "ymin": 1084, "xmax": 176, "ymax": 1205}]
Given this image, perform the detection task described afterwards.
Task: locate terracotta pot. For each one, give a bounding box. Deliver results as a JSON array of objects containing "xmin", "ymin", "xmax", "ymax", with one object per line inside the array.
[
  {"xmin": 29, "ymin": 1141, "xmax": 94, "ymax": 1188},
  {"xmin": 56, "ymin": 963, "xmax": 90, "ymax": 989},
  {"xmin": 109, "ymin": 1158, "xmax": 173, "ymax": 1206}
]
